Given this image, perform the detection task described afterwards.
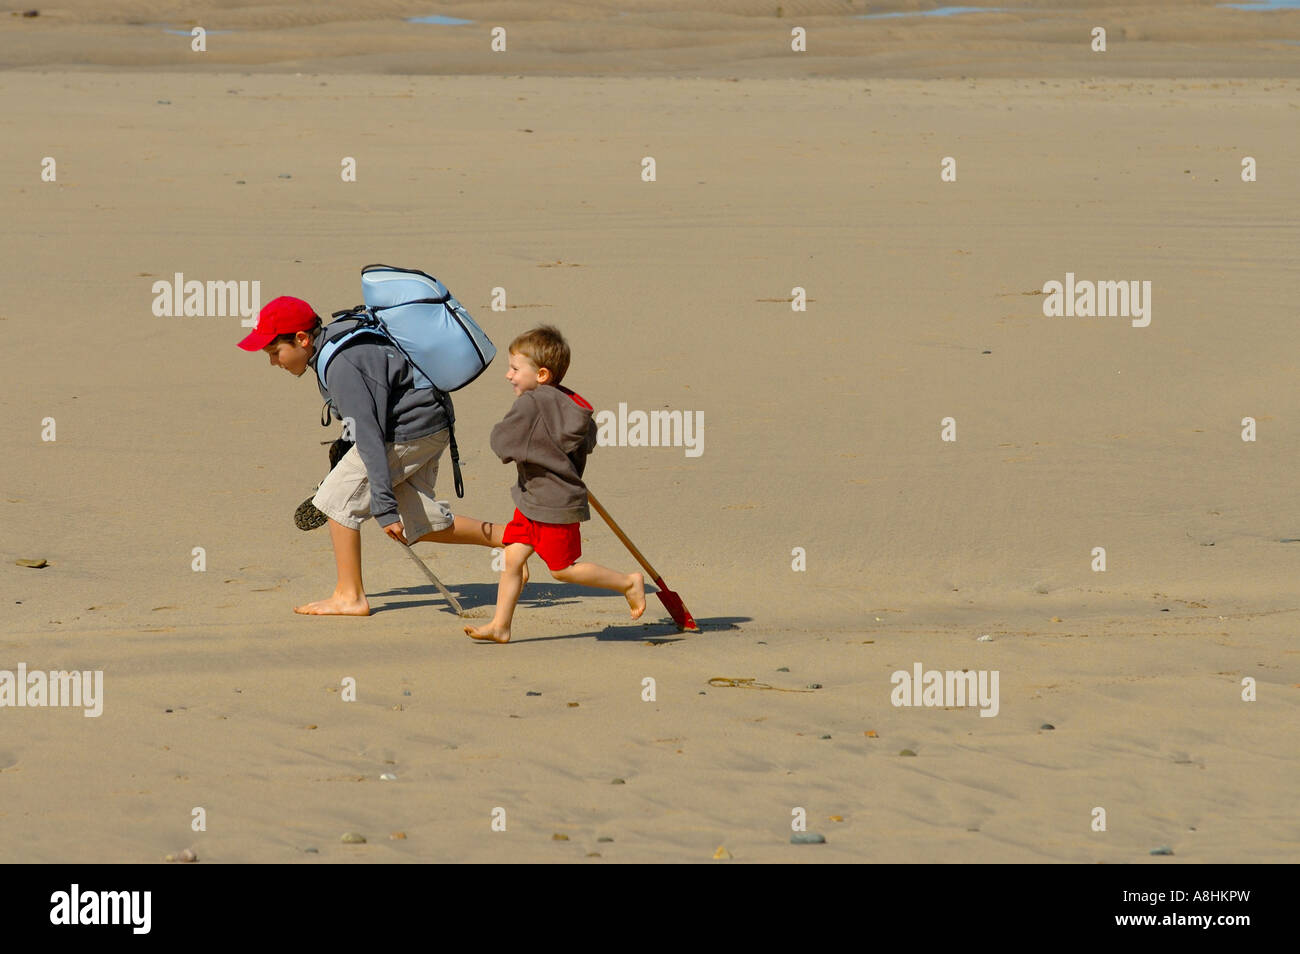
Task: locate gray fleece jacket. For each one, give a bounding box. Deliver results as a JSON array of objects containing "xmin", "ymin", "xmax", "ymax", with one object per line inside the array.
[
  {"xmin": 309, "ymin": 320, "xmax": 450, "ymax": 527},
  {"xmin": 490, "ymin": 384, "xmax": 598, "ymax": 524}
]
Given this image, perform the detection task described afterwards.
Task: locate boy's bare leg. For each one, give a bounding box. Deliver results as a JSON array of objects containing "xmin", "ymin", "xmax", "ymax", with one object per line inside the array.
[
  {"xmin": 465, "ymin": 542, "xmax": 532, "ymax": 643},
  {"xmin": 551, "ymin": 564, "xmax": 646, "ymax": 619},
  {"xmin": 415, "ymin": 515, "xmax": 506, "ymax": 547},
  {"xmin": 416, "ymin": 515, "xmax": 528, "ymax": 584},
  {"xmin": 295, "ymin": 518, "xmax": 370, "ymax": 616}
]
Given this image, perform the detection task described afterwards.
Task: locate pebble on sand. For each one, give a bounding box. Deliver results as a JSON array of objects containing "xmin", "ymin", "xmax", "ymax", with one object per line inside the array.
[
  {"xmin": 567, "ymin": 702, "xmax": 580, "ymax": 707},
  {"xmin": 597, "ymin": 836, "xmax": 614, "ymax": 843},
  {"xmin": 611, "ymin": 777, "xmax": 626, "ymax": 784},
  {"xmin": 1149, "ymin": 846, "xmax": 1174, "ymax": 856},
  {"xmin": 341, "ymin": 832, "xmax": 366, "ymax": 844},
  {"xmin": 776, "ymin": 667, "xmax": 790, "ymax": 672},
  {"xmin": 15, "ymin": 559, "xmax": 47, "ymax": 568},
  {"xmin": 899, "ymin": 749, "xmax": 917, "ymax": 757},
  {"xmin": 164, "ymin": 848, "xmax": 197, "ymax": 863},
  {"xmin": 380, "ymin": 773, "xmax": 397, "ymax": 781},
  {"xmin": 807, "ymin": 683, "xmax": 823, "ymax": 689},
  {"xmin": 865, "ymin": 730, "xmax": 879, "ymax": 738},
  {"xmin": 976, "ymin": 634, "xmax": 994, "ymax": 642},
  {"xmin": 526, "ymin": 691, "xmax": 542, "ymax": 696},
  {"xmin": 390, "ymin": 832, "xmax": 407, "ymax": 840},
  {"xmin": 790, "ymin": 832, "xmax": 825, "ymax": 845},
  {"xmin": 820, "ymin": 734, "xmax": 832, "ymax": 740},
  {"xmin": 1040, "ymin": 723, "xmax": 1055, "ymax": 730},
  {"xmin": 552, "ymin": 833, "xmax": 569, "ymax": 841},
  {"xmin": 829, "ymin": 815, "xmax": 844, "ymax": 822},
  {"xmin": 713, "ymin": 846, "xmax": 733, "ymax": 859}
]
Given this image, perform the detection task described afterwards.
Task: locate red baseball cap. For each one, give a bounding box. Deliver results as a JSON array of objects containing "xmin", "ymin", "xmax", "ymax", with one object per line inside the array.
[{"xmin": 236, "ymin": 296, "xmax": 320, "ymax": 351}]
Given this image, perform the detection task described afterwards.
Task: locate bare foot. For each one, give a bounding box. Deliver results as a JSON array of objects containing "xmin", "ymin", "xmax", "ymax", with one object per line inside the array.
[
  {"xmin": 464, "ymin": 622, "xmax": 510, "ymax": 644},
  {"xmin": 294, "ymin": 594, "xmax": 370, "ymax": 616},
  {"xmin": 625, "ymin": 573, "xmax": 646, "ymax": 619}
]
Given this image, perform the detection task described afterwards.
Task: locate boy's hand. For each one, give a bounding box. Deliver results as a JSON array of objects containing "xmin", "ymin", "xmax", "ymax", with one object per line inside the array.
[{"xmin": 383, "ymin": 521, "xmax": 408, "ymax": 545}]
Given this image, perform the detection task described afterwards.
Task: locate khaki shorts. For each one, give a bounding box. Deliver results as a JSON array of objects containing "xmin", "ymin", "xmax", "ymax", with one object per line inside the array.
[{"xmin": 311, "ymin": 430, "xmax": 455, "ymax": 539}]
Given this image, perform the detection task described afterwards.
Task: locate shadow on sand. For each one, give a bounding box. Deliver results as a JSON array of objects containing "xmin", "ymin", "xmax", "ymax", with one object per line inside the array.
[{"xmin": 368, "ymin": 580, "xmax": 748, "ymax": 641}]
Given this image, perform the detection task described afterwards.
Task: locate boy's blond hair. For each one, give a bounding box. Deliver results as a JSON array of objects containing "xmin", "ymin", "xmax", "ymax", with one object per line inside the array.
[{"xmin": 509, "ymin": 325, "xmax": 571, "ymax": 385}]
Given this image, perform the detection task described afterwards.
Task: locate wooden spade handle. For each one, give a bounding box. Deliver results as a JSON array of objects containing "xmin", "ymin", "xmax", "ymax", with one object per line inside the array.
[
  {"xmin": 397, "ymin": 540, "xmax": 465, "ymax": 616},
  {"xmin": 587, "ymin": 491, "xmax": 661, "ymax": 582}
]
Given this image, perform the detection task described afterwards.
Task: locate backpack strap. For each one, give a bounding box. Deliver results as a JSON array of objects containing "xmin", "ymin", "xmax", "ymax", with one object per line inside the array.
[
  {"xmin": 317, "ymin": 310, "xmax": 385, "ymax": 391},
  {"xmin": 415, "ymin": 384, "xmax": 463, "ymax": 498},
  {"xmin": 446, "ymin": 413, "xmax": 465, "ymax": 498}
]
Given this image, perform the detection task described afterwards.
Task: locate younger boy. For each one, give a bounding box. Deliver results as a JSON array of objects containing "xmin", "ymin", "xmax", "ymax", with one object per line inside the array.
[{"xmin": 466, "ymin": 325, "xmax": 645, "ymax": 643}]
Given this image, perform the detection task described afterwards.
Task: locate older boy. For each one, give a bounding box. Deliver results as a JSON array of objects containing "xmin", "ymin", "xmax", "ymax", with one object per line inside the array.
[
  {"xmin": 238, "ymin": 295, "xmax": 519, "ymax": 616},
  {"xmin": 465, "ymin": 325, "xmax": 644, "ymax": 643}
]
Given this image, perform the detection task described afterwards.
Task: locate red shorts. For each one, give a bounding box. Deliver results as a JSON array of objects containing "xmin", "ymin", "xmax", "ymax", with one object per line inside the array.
[{"xmin": 501, "ymin": 508, "xmax": 582, "ymax": 572}]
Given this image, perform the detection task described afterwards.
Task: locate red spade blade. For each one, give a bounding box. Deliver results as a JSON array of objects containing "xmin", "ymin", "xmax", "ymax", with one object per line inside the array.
[{"xmin": 653, "ymin": 578, "xmax": 698, "ymax": 632}]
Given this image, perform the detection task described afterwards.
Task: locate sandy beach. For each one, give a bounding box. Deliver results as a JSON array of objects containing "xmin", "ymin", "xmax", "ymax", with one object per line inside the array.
[{"xmin": 1, "ymin": 1, "xmax": 1299, "ymax": 863}]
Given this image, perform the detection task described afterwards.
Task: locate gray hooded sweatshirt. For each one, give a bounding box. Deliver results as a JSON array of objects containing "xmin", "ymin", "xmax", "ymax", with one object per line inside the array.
[
  {"xmin": 489, "ymin": 384, "xmax": 598, "ymax": 524},
  {"xmin": 308, "ymin": 320, "xmax": 450, "ymax": 527}
]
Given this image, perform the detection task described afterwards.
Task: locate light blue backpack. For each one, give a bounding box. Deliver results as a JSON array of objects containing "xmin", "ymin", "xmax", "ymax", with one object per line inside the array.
[{"xmin": 315, "ymin": 264, "xmax": 497, "ymax": 497}]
